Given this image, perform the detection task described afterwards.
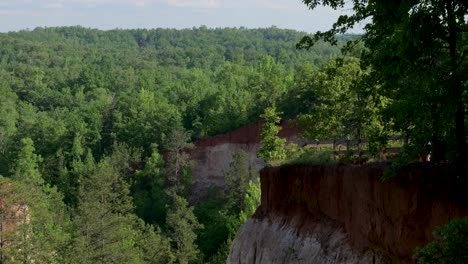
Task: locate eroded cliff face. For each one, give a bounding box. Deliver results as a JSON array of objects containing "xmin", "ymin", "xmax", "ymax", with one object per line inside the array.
[
  {"xmin": 189, "ymin": 120, "xmax": 304, "ymax": 201},
  {"xmin": 228, "ymin": 164, "xmax": 468, "ymax": 264}
]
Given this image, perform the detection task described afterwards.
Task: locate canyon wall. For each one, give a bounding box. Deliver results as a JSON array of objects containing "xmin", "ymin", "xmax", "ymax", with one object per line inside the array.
[
  {"xmin": 189, "ymin": 120, "xmax": 304, "ymax": 200},
  {"xmin": 228, "ymin": 164, "xmax": 468, "ymax": 263}
]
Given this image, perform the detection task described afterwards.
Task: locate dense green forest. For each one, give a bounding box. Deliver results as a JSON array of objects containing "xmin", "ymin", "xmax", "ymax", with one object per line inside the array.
[
  {"xmin": 0, "ymin": 26, "xmax": 351, "ymax": 263},
  {"xmin": 1, "ymin": 1, "xmax": 466, "ymax": 259}
]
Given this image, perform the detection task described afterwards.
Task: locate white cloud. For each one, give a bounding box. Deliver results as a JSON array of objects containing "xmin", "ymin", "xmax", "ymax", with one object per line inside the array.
[
  {"xmin": 0, "ymin": 0, "xmax": 32, "ymax": 7},
  {"xmin": 0, "ymin": 9, "xmax": 27, "ymax": 15},
  {"xmin": 165, "ymin": 0, "xmax": 219, "ymax": 8},
  {"xmin": 0, "ymin": 0, "xmax": 305, "ymax": 10},
  {"xmin": 66, "ymin": 0, "xmax": 221, "ymax": 8},
  {"xmin": 0, "ymin": 0, "xmax": 351, "ymax": 33},
  {"xmin": 48, "ymin": 0, "xmax": 149, "ymax": 8},
  {"xmin": 219, "ymin": 0, "xmax": 305, "ymax": 10},
  {"xmin": 0, "ymin": 8, "xmax": 80, "ymax": 17},
  {"xmin": 44, "ymin": 2, "xmax": 64, "ymax": 9}
]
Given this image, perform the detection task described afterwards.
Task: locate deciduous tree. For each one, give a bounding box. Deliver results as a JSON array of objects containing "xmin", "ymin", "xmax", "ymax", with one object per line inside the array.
[
  {"xmin": 259, "ymin": 106, "xmax": 286, "ymax": 164},
  {"xmin": 298, "ymin": 0, "xmax": 468, "ymax": 163}
]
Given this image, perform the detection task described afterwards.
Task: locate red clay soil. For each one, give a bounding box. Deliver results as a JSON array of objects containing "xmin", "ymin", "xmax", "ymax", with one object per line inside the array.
[
  {"xmin": 193, "ymin": 119, "xmax": 303, "ymax": 148},
  {"xmin": 257, "ymin": 163, "xmax": 468, "ymax": 263}
]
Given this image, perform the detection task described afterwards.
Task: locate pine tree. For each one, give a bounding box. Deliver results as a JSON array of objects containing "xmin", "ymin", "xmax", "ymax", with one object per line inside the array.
[
  {"xmin": 12, "ymin": 138, "xmax": 43, "ymax": 185},
  {"xmin": 164, "ymin": 128, "xmax": 193, "ymax": 197},
  {"xmin": 136, "ymin": 221, "xmax": 174, "ymax": 264},
  {"xmin": 72, "ymin": 157, "xmax": 144, "ymax": 263},
  {"xmin": 224, "ymin": 150, "xmax": 250, "ymax": 214},
  {"xmin": 165, "ymin": 195, "xmax": 203, "ymax": 264}
]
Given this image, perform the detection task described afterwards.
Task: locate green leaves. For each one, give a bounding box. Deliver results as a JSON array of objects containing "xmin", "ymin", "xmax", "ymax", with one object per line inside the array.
[
  {"xmin": 73, "ymin": 155, "xmax": 144, "ymax": 263},
  {"xmin": 296, "ymin": 57, "xmax": 382, "ymax": 150},
  {"xmin": 416, "ymin": 218, "xmax": 468, "ymax": 264},
  {"xmin": 114, "ymin": 89, "xmax": 182, "ymax": 154},
  {"xmin": 259, "ymin": 106, "xmax": 286, "ymax": 164},
  {"xmin": 224, "ymin": 150, "xmax": 250, "ymax": 213},
  {"xmin": 13, "ymin": 138, "xmax": 44, "ymax": 186},
  {"xmin": 0, "ymin": 25, "xmax": 370, "ymax": 263},
  {"xmin": 301, "ymin": 0, "xmax": 468, "ymax": 162},
  {"xmin": 166, "ymin": 195, "xmax": 203, "ymax": 264},
  {"xmin": 0, "ymin": 175, "xmax": 71, "ymax": 263},
  {"xmin": 239, "ymin": 179, "xmax": 261, "ymax": 223}
]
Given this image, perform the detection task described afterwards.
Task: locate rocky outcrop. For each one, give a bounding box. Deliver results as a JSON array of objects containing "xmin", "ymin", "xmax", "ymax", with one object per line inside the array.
[{"xmin": 228, "ymin": 163, "xmax": 468, "ymax": 264}]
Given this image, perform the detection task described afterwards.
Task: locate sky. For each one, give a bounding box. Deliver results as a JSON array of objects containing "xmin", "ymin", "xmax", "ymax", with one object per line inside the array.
[{"xmin": 0, "ymin": 0, "xmax": 360, "ymax": 33}]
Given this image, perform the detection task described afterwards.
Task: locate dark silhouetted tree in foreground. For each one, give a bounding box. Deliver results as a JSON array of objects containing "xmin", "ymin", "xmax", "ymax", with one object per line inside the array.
[{"xmin": 299, "ymin": 1, "xmax": 467, "ymax": 164}]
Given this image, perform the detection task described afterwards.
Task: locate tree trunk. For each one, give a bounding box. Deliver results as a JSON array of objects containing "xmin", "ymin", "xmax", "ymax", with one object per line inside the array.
[{"xmin": 447, "ymin": 1, "xmax": 467, "ymax": 165}]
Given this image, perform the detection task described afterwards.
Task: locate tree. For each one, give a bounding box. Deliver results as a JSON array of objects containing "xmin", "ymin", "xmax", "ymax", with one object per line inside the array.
[
  {"xmin": 1, "ymin": 138, "xmax": 71, "ymax": 263},
  {"xmin": 132, "ymin": 145, "xmax": 168, "ymax": 226},
  {"xmin": 416, "ymin": 217, "xmax": 468, "ymax": 264},
  {"xmin": 298, "ymin": 0, "xmax": 468, "ymax": 163},
  {"xmin": 258, "ymin": 105, "xmax": 286, "ymax": 164},
  {"xmin": 249, "ymin": 56, "xmax": 292, "ymax": 114},
  {"xmin": 296, "ymin": 57, "xmax": 384, "ymax": 152},
  {"xmin": 114, "ymin": 89, "xmax": 182, "ymax": 154},
  {"xmin": 239, "ymin": 178, "xmax": 261, "ymax": 223},
  {"xmin": 165, "ymin": 195, "xmax": 203, "ymax": 264},
  {"xmin": 164, "ymin": 128, "xmax": 194, "ymax": 197},
  {"xmin": 12, "ymin": 138, "xmax": 44, "ymax": 186},
  {"xmin": 0, "ymin": 83, "xmax": 18, "ymax": 173},
  {"xmin": 0, "ymin": 178, "xmax": 72, "ymax": 263},
  {"xmin": 224, "ymin": 150, "xmax": 251, "ymax": 213},
  {"xmin": 136, "ymin": 222, "xmax": 174, "ymax": 264},
  {"xmin": 72, "ymin": 157, "xmax": 144, "ymax": 264},
  {"xmin": 192, "ymin": 188, "xmax": 231, "ymax": 262},
  {"xmin": 60, "ymin": 134, "xmax": 95, "ymax": 207}
]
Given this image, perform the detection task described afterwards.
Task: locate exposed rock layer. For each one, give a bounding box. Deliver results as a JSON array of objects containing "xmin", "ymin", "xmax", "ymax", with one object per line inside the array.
[
  {"xmin": 229, "ymin": 164, "xmax": 468, "ymax": 264},
  {"xmin": 189, "ymin": 120, "xmax": 303, "ymax": 201}
]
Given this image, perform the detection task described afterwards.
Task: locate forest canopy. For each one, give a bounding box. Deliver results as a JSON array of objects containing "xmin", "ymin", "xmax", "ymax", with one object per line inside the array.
[{"xmin": 0, "ymin": 26, "xmax": 352, "ymax": 263}]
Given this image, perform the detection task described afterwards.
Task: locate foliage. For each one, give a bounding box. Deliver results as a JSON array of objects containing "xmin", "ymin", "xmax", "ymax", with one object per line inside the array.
[
  {"xmin": 239, "ymin": 178, "xmax": 261, "ymax": 223},
  {"xmin": 0, "ymin": 84, "xmax": 18, "ymax": 173},
  {"xmin": 298, "ymin": 0, "xmax": 468, "ymax": 163},
  {"xmin": 259, "ymin": 106, "xmax": 287, "ymax": 164},
  {"xmin": 72, "ymin": 156, "xmax": 145, "ymax": 263},
  {"xmin": 136, "ymin": 222, "xmax": 174, "ymax": 264},
  {"xmin": 12, "ymin": 138, "xmax": 44, "ymax": 185},
  {"xmin": 0, "ymin": 165, "xmax": 71, "ymax": 263},
  {"xmin": 164, "ymin": 128, "xmax": 194, "ymax": 198},
  {"xmin": 193, "ymin": 188, "xmax": 231, "ymax": 262},
  {"xmin": 286, "ymin": 147, "xmax": 337, "ymax": 165},
  {"xmin": 0, "ymin": 26, "xmax": 352, "ymax": 263},
  {"xmin": 165, "ymin": 195, "xmax": 203, "ymax": 264},
  {"xmin": 114, "ymin": 89, "xmax": 181, "ymax": 155},
  {"xmin": 295, "ymin": 57, "xmax": 385, "ymax": 152},
  {"xmin": 224, "ymin": 150, "xmax": 251, "ymax": 213},
  {"xmin": 206, "ymin": 239, "xmax": 232, "ymax": 264},
  {"xmin": 0, "ymin": 179, "xmax": 72, "ymax": 263},
  {"xmin": 132, "ymin": 146, "xmax": 168, "ymax": 226},
  {"xmin": 195, "ymin": 156, "xmax": 260, "ymax": 263},
  {"xmin": 416, "ymin": 218, "xmax": 468, "ymax": 264}
]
